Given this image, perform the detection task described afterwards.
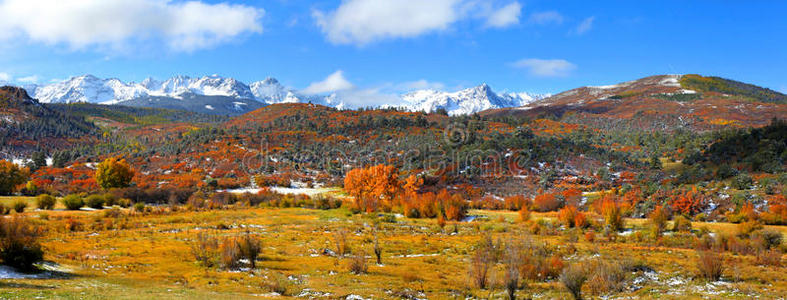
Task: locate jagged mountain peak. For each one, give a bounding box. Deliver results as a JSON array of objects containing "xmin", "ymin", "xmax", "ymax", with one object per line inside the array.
[{"xmin": 21, "ymin": 74, "xmax": 545, "ymax": 115}]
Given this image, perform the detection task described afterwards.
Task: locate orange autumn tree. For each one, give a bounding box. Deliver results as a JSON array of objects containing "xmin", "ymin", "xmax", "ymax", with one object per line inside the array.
[
  {"xmin": 95, "ymin": 157, "xmax": 135, "ymax": 190},
  {"xmin": 343, "ymin": 164, "xmax": 400, "ymax": 213}
]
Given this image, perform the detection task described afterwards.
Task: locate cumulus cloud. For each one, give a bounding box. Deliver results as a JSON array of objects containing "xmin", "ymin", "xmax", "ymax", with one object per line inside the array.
[
  {"xmin": 511, "ymin": 58, "xmax": 576, "ymax": 77},
  {"xmin": 333, "ymin": 88, "xmax": 402, "ymax": 108},
  {"xmin": 0, "ymin": 72, "xmax": 10, "ymax": 82},
  {"xmin": 0, "ymin": 0, "xmax": 264, "ymax": 52},
  {"xmin": 313, "ymin": 0, "xmax": 462, "ymax": 45},
  {"xmin": 313, "ymin": 0, "xmax": 521, "ymax": 45},
  {"xmin": 574, "ymin": 16, "xmax": 595, "ymax": 35},
  {"xmin": 484, "ymin": 2, "xmax": 522, "ymax": 28},
  {"xmin": 529, "ymin": 11, "xmax": 564, "ymax": 25},
  {"xmin": 303, "ymin": 70, "xmax": 355, "ymax": 94}
]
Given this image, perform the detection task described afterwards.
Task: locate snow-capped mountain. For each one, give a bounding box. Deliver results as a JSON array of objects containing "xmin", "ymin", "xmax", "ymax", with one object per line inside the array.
[
  {"xmin": 28, "ymin": 74, "xmax": 256, "ymax": 104},
  {"xmin": 19, "ymin": 75, "xmax": 547, "ymax": 115},
  {"xmin": 401, "ymin": 84, "xmax": 548, "ymax": 115},
  {"xmin": 249, "ymin": 77, "xmax": 301, "ymax": 104}
]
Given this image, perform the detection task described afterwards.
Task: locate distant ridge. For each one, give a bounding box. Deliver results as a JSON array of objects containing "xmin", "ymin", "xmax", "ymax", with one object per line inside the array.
[{"xmin": 18, "ymin": 74, "xmax": 547, "ymax": 115}]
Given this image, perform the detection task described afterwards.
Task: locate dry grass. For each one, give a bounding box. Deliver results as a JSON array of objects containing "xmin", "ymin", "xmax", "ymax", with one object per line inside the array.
[{"xmin": 0, "ymin": 206, "xmax": 781, "ymax": 299}]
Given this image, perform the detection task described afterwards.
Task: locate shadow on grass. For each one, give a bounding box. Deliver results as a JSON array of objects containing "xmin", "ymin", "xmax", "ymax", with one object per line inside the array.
[{"xmin": 0, "ymin": 281, "xmax": 58, "ymax": 290}]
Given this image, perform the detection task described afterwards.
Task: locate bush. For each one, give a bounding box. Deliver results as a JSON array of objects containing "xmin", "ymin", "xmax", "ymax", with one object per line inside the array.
[
  {"xmin": 750, "ymin": 229, "xmax": 783, "ymax": 250},
  {"xmin": 756, "ymin": 249, "xmax": 782, "ymax": 267},
  {"xmin": 560, "ymin": 263, "xmax": 587, "ymax": 300},
  {"xmin": 0, "ymin": 217, "xmax": 44, "ymax": 271},
  {"xmin": 103, "ymin": 193, "xmax": 118, "ymax": 206},
  {"xmin": 468, "ymin": 243, "xmax": 493, "ymax": 289},
  {"xmin": 133, "ymin": 202, "xmax": 145, "ymax": 212},
  {"xmin": 237, "ymin": 231, "xmax": 262, "ymax": 269},
  {"xmin": 648, "ymin": 205, "xmax": 671, "ymax": 236},
  {"xmin": 586, "ymin": 259, "xmax": 628, "ymax": 295},
  {"xmin": 737, "ymin": 220, "xmax": 764, "ymax": 238},
  {"xmin": 558, "ymin": 205, "xmax": 579, "ymax": 228},
  {"xmin": 600, "ymin": 198, "xmax": 625, "ymax": 232},
  {"xmin": 519, "ymin": 206, "xmax": 531, "ymax": 222},
  {"xmin": 333, "ymin": 229, "xmax": 350, "ymax": 257},
  {"xmin": 671, "ymin": 215, "xmax": 692, "ymax": 232},
  {"xmin": 192, "ymin": 232, "xmax": 219, "ymax": 267},
  {"xmin": 85, "ymin": 195, "xmax": 106, "ymax": 209},
  {"xmin": 347, "ymin": 251, "xmax": 368, "ymax": 274},
  {"xmin": 732, "ymin": 173, "xmax": 753, "ymax": 190},
  {"xmin": 534, "ymin": 193, "xmax": 562, "ymax": 212},
  {"xmin": 0, "ymin": 204, "xmax": 9, "ymax": 215},
  {"xmin": 696, "ymin": 249, "xmax": 724, "ymax": 281},
  {"xmin": 62, "ymin": 194, "xmax": 84, "ymax": 210},
  {"xmin": 12, "ymin": 201, "xmax": 27, "ymax": 213},
  {"xmin": 36, "ymin": 194, "xmax": 56, "ymax": 210},
  {"xmin": 219, "ymin": 238, "xmax": 242, "ymax": 270},
  {"xmin": 262, "ymin": 272, "xmax": 293, "ymax": 296}
]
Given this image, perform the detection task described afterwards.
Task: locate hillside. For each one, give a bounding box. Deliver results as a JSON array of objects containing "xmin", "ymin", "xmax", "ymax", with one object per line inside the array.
[
  {"xmin": 0, "ymin": 86, "xmax": 97, "ymax": 157},
  {"xmin": 481, "ymin": 74, "xmax": 787, "ymax": 131}
]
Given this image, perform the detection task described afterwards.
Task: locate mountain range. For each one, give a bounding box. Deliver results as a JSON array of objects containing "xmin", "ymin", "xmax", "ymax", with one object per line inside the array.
[{"xmin": 18, "ymin": 75, "xmax": 548, "ymax": 115}]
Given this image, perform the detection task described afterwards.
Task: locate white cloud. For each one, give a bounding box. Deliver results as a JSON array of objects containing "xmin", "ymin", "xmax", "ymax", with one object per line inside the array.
[
  {"xmin": 0, "ymin": 0, "xmax": 264, "ymax": 52},
  {"xmin": 484, "ymin": 2, "xmax": 522, "ymax": 28},
  {"xmin": 529, "ymin": 11, "xmax": 564, "ymax": 25},
  {"xmin": 313, "ymin": 0, "xmax": 462, "ymax": 45},
  {"xmin": 511, "ymin": 58, "xmax": 576, "ymax": 77},
  {"xmin": 333, "ymin": 88, "xmax": 402, "ymax": 108},
  {"xmin": 399, "ymin": 80, "xmax": 446, "ymax": 91},
  {"xmin": 303, "ymin": 70, "xmax": 354, "ymax": 94},
  {"xmin": 575, "ymin": 16, "xmax": 595, "ymax": 35},
  {"xmin": 0, "ymin": 72, "xmax": 10, "ymax": 82},
  {"xmin": 16, "ymin": 75, "xmax": 38, "ymax": 83}
]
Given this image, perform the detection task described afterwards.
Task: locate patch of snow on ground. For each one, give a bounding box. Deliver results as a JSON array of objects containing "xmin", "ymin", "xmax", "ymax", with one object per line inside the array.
[{"xmin": 660, "ymin": 75, "xmax": 682, "ymax": 87}]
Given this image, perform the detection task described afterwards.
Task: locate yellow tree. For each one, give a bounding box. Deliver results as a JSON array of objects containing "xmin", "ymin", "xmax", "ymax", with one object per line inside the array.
[
  {"xmin": 95, "ymin": 157, "xmax": 135, "ymax": 190},
  {"xmin": 0, "ymin": 160, "xmax": 29, "ymax": 195}
]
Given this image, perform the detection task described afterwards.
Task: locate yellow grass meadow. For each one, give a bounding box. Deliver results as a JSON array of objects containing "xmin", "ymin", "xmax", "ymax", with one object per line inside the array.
[{"xmin": 0, "ymin": 199, "xmax": 784, "ymax": 299}]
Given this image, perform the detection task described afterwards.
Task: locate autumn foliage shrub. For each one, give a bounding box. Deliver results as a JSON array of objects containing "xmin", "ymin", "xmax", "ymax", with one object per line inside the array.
[
  {"xmin": 237, "ymin": 232, "xmax": 262, "ymax": 269},
  {"xmin": 671, "ymin": 215, "xmax": 693, "ymax": 232},
  {"xmin": 648, "ymin": 205, "xmax": 671, "ymax": 236},
  {"xmin": 669, "ymin": 187, "xmax": 707, "ymax": 216},
  {"xmin": 12, "ymin": 201, "xmax": 27, "ymax": 213},
  {"xmin": 0, "ymin": 217, "xmax": 44, "ymax": 271},
  {"xmin": 533, "ymin": 193, "xmax": 562, "ymax": 212},
  {"xmin": 504, "ymin": 195, "xmax": 529, "ymax": 211},
  {"xmin": 695, "ymin": 249, "xmax": 724, "ymax": 281},
  {"xmin": 347, "ymin": 251, "xmax": 368, "ymax": 274},
  {"xmin": 192, "ymin": 232, "xmax": 219, "ymax": 267},
  {"xmin": 85, "ymin": 195, "xmax": 106, "ymax": 209},
  {"xmin": 598, "ymin": 197, "xmax": 625, "ymax": 232},
  {"xmin": 558, "ymin": 205, "xmax": 587, "ymax": 228},
  {"xmin": 559, "ymin": 263, "xmax": 587, "ymax": 300},
  {"xmin": 36, "ymin": 194, "xmax": 56, "ymax": 210},
  {"xmin": 62, "ymin": 194, "xmax": 84, "ymax": 210}
]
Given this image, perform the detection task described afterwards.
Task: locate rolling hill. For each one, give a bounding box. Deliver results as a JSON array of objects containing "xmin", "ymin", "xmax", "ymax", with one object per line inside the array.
[{"xmin": 481, "ymin": 74, "xmax": 787, "ymax": 131}]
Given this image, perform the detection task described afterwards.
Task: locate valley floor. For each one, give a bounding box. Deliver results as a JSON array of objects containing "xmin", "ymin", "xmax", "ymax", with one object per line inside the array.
[{"xmin": 0, "ymin": 204, "xmax": 785, "ymax": 299}]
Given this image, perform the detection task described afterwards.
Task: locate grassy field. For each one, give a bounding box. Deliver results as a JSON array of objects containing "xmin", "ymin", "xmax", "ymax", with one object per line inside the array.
[{"xmin": 0, "ymin": 205, "xmax": 784, "ymax": 299}]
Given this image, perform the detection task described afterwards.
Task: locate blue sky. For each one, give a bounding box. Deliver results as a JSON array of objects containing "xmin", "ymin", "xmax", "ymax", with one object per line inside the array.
[{"xmin": 0, "ymin": 0, "xmax": 785, "ymax": 97}]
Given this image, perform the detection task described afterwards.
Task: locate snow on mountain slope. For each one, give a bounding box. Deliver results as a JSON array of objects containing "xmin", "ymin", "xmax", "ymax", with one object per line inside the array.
[
  {"xmin": 401, "ymin": 84, "xmax": 549, "ymax": 115},
  {"xmin": 21, "ymin": 75, "xmax": 546, "ymax": 115},
  {"xmin": 249, "ymin": 78, "xmax": 302, "ymax": 104},
  {"xmin": 30, "ymin": 74, "xmax": 254, "ymax": 104}
]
